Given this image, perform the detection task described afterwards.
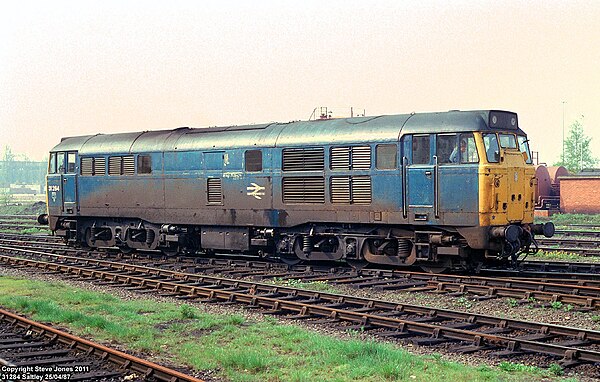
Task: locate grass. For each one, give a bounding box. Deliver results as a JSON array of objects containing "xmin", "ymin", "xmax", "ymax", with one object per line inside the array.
[
  {"xmin": 527, "ymin": 249, "xmax": 584, "ymax": 261},
  {"xmin": 268, "ymin": 277, "xmax": 341, "ymax": 293},
  {"xmin": 0, "ymin": 276, "xmax": 575, "ymax": 382},
  {"xmin": 0, "ymin": 202, "xmax": 47, "ymax": 216},
  {"xmin": 536, "ymin": 213, "xmax": 600, "ymax": 227}
]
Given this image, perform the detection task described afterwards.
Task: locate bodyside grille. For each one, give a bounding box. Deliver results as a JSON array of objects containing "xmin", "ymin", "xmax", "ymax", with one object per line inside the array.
[
  {"xmin": 351, "ymin": 146, "xmax": 371, "ymax": 170},
  {"xmin": 80, "ymin": 158, "xmax": 93, "ymax": 176},
  {"xmin": 207, "ymin": 178, "xmax": 223, "ymax": 204},
  {"xmin": 282, "ymin": 148, "xmax": 324, "ymax": 171},
  {"xmin": 108, "ymin": 157, "xmax": 121, "ymax": 175},
  {"xmin": 351, "ymin": 175, "xmax": 372, "ymax": 204},
  {"xmin": 330, "ymin": 147, "xmax": 350, "ymax": 170},
  {"xmin": 93, "ymin": 157, "xmax": 106, "ymax": 176},
  {"xmin": 283, "ymin": 177, "xmax": 325, "ymax": 204},
  {"xmin": 122, "ymin": 155, "xmax": 135, "ymax": 175},
  {"xmin": 330, "ymin": 146, "xmax": 371, "ymax": 170},
  {"xmin": 330, "ymin": 176, "xmax": 351, "ymax": 203},
  {"xmin": 331, "ymin": 175, "xmax": 371, "ymax": 205}
]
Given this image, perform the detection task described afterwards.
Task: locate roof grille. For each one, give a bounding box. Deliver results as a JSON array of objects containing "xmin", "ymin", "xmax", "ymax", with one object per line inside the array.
[
  {"xmin": 282, "ymin": 148, "xmax": 324, "ymax": 171},
  {"xmin": 283, "ymin": 177, "xmax": 325, "ymax": 204}
]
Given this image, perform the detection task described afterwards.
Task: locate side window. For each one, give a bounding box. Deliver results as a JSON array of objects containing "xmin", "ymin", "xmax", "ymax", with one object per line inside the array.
[
  {"xmin": 483, "ymin": 133, "xmax": 500, "ymax": 163},
  {"xmin": 56, "ymin": 152, "xmax": 65, "ymax": 174},
  {"xmin": 138, "ymin": 155, "xmax": 152, "ymax": 174},
  {"xmin": 375, "ymin": 144, "xmax": 397, "ymax": 169},
  {"xmin": 458, "ymin": 133, "xmax": 479, "ymax": 163},
  {"xmin": 245, "ymin": 150, "xmax": 262, "ymax": 172},
  {"xmin": 48, "ymin": 153, "xmax": 57, "ymax": 174},
  {"xmin": 437, "ymin": 135, "xmax": 457, "ymax": 164},
  {"xmin": 412, "ymin": 135, "xmax": 430, "ymax": 165},
  {"xmin": 67, "ymin": 152, "xmax": 76, "ymax": 173},
  {"xmin": 518, "ymin": 136, "xmax": 533, "ymax": 164}
]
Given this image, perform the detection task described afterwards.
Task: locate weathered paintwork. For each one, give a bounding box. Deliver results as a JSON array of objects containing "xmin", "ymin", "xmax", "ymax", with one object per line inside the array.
[{"xmin": 45, "ymin": 110, "xmax": 533, "ymax": 257}]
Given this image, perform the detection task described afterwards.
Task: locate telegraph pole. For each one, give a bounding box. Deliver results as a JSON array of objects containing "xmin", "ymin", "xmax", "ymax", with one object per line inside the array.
[{"xmin": 562, "ymin": 101, "xmax": 566, "ymax": 163}]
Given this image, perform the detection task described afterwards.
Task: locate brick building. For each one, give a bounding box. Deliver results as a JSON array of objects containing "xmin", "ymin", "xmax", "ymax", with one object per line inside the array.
[{"xmin": 560, "ymin": 170, "xmax": 600, "ymax": 214}]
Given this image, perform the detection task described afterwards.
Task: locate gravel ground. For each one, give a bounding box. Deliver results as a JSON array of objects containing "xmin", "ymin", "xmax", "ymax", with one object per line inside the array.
[{"xmin": 1, "ymin": 265, "xmax": 599, "ymax": 381}]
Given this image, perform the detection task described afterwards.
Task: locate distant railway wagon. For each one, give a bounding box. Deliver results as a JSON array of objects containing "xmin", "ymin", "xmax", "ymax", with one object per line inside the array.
[{"xmin": 41, "ymin": 110, "xmax": 554, "ymax": 272}]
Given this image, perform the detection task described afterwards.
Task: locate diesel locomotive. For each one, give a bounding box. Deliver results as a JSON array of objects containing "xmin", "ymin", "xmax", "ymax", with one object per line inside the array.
[{"xmin": 40, "ymin": 110, "xmax": 554, "ymax": 272}]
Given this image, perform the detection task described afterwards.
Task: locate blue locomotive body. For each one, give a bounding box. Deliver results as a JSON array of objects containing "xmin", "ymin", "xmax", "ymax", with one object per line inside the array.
[{"xmin": 43, "ymin": 110, "xmax": 553, "ymax": 271}]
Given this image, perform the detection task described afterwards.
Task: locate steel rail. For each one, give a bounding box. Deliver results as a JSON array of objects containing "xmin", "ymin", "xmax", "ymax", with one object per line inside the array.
[
  {"xmin": 3, "ymin": 243, "xmax": 600, "ymax": 307},
  {"xmin": 0, "ymin": 308, "xmax": 204, "ymax": 382},
  {"xmin": 2, "ymin": 247, "xmax": 600, "ymax": 364}
]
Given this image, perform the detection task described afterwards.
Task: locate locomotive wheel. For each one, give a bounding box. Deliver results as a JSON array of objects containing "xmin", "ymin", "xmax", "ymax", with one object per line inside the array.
[
  {"xmin": 161, "ymin": 247, "xmax": 179, "ymax": 257},
  {"xmin": 347, "ymin": 259, "xmax": 369, "ymax": 272},
  {"xmin": 84, "ymin": 228, "xmax": 95, "ymax": 248},
  {"xmin": 119, "ymin": 246, "xmax": 134, "ymax": 254},
  {"xmin": 279, "ymin": 252, "xmax": 302, "ymax": 266},
  {"xmin": 420, "ymin": 258, "xmax": 452, "ymax": 274}
]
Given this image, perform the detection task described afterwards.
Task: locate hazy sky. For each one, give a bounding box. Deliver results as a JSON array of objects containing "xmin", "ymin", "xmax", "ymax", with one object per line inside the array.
[{"xmin": 1, "ymin": 0, "xmax": 599, "ymax": 164}]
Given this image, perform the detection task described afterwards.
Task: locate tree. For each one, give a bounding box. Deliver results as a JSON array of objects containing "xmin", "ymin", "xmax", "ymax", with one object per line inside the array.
[{"xmin": 554, "ymin": 117, "xmax": 597, "ymax": 173}]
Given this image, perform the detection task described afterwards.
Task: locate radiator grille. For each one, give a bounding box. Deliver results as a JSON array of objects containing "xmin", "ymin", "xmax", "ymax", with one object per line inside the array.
[
  {"xmin": 330, "ymin": 147, "xmax": 350, "ymax": 170},
  {"xmin": 93, "ymin": 157, "xmax": 106, "ymax": 176},
  {"xmin": 282, "ymin": 177, "xmax": 325, "ymax": 204},
  {"xmin": 207, "ymin": 178, "xmax": 223, "ymax": 204},
  {"xmin": 351, "ymin": 176, "xmax": 372, "ymax": 204},
  {"xmin": 331, "ymin": 176, "xmax": 371, "ymax": 205},
  {"xmin": 122, "ymin": 155, "xmax": 135, "ymax": 175},
  {"xmin": 282, "ymin": 148, "xmax": 324, "ymax": 171},
  {"xmin": 330, "ymin": 176, "xmax": 351, "ymax": 203},
  {"xmin": 330, "ymin": 146, "xmax": 371, "ymax": 170},
  {"xmin": 108, "ymin": 157, "xmax": 121, "ymax": 175},
  {"xmin": 80, "ymin": 158, "xmax": 93, "ymax": 176},
  {"xmin": 351, "ymin": 146, "xmax": 371, "ymax": 170}
]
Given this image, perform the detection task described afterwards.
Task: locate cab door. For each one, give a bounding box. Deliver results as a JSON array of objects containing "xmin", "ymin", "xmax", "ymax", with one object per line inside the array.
[
  {"xmin": 62, "ymin": 152, "xmax": 78, "ymax": 214},
  {"xmin": 46, "ymin": 152, "xmax": 64, "ymax": 215},
  {"xmin": 404, "ymin": 134, "xmax": 436, "ymax": 223}
]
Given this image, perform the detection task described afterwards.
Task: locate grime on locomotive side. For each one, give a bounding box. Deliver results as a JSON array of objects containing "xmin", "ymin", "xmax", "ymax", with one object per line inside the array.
[{"xmin": 39, "ymin": 110, "xmax": 554, "ymax": 272}]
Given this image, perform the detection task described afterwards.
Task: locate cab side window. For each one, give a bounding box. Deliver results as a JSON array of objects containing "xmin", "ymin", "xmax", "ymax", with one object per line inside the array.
[
  {"xmin": 459, "ymin": 133, "xmax": 479, "ymax": 163},
  {"xmin": 412, "ymin": 135, "xmax": 430, "ymax": 164},
  {"xmin": 49, "ymin": 153, "xmax": 57, "ymax": 174},
  {"xmin": 437, "ymin": 134, "xmax": 457, "ymax": 164},
  {"xmin": 67, "ymin": 152, "xmax": 76, "ymax": 173},
  {"xmin": 56, "ymin": 152, "xmax": 65, "ymax": 174}
]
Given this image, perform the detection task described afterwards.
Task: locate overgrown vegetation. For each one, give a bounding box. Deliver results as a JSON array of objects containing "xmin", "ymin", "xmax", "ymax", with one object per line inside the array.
[
  {"xmin": 269, "ymin": 277, "xmax": 341, "ymax": 293},
  {"xmin": 535, "ymin": 213, "xmax": 600, "ymax": 227},
  {"xmin": 0, "ymin": 276, "xmax": 575, "ymax": 382}
]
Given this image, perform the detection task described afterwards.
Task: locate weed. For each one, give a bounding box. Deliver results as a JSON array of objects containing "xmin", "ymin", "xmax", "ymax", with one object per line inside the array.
[
  {"xmin": 563, "ymin": 304, "xmax": 574, "ymax": 312},
  {"xmin": 498, "ymin": 361, "xmax": 540, "ymax": 373},
  {"xmin": 507, "ymin": 298, "xmax": 519, "ymax": 308},
  {"xmin": 180, "ymin": 304, "xmax": 197, "ymax": 319},
  {"xmin": 550, "ymin": 301, "xmax": 563, "ymax": 310},
  {"xmin": 592, "ymin": 315, "xmax": 600, "ymax": 322},
  {"xmin": 548, "ymin": 363, "xmax": 563, "ymax": 376}
]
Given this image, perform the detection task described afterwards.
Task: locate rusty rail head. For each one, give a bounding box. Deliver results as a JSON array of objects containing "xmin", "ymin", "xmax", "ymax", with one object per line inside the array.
[
  {"xmin": 3, "ymin": 246, "xmax": 600, "ymax": 365},
  {"xmin": 0, "ymin": 308, "xmax": 204, "ymax": 382}
]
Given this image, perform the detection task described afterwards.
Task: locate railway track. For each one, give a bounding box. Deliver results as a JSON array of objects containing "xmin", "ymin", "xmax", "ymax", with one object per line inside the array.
[
  {"xmin": 4, "ymin": 237, "xmax": 600, "ymax": 309},
  {"xmin": 0, "ymin": 245, "xmax": 599, "ymax": 368},
  {"xmin": 0, "ymin": 307, "xmax": 203, "ymax": 382}
]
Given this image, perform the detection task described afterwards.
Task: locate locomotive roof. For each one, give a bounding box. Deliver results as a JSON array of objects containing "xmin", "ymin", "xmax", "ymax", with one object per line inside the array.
[{"xmin": 51, "ymin": 110, "xmax": 526, "ymax": 155}]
